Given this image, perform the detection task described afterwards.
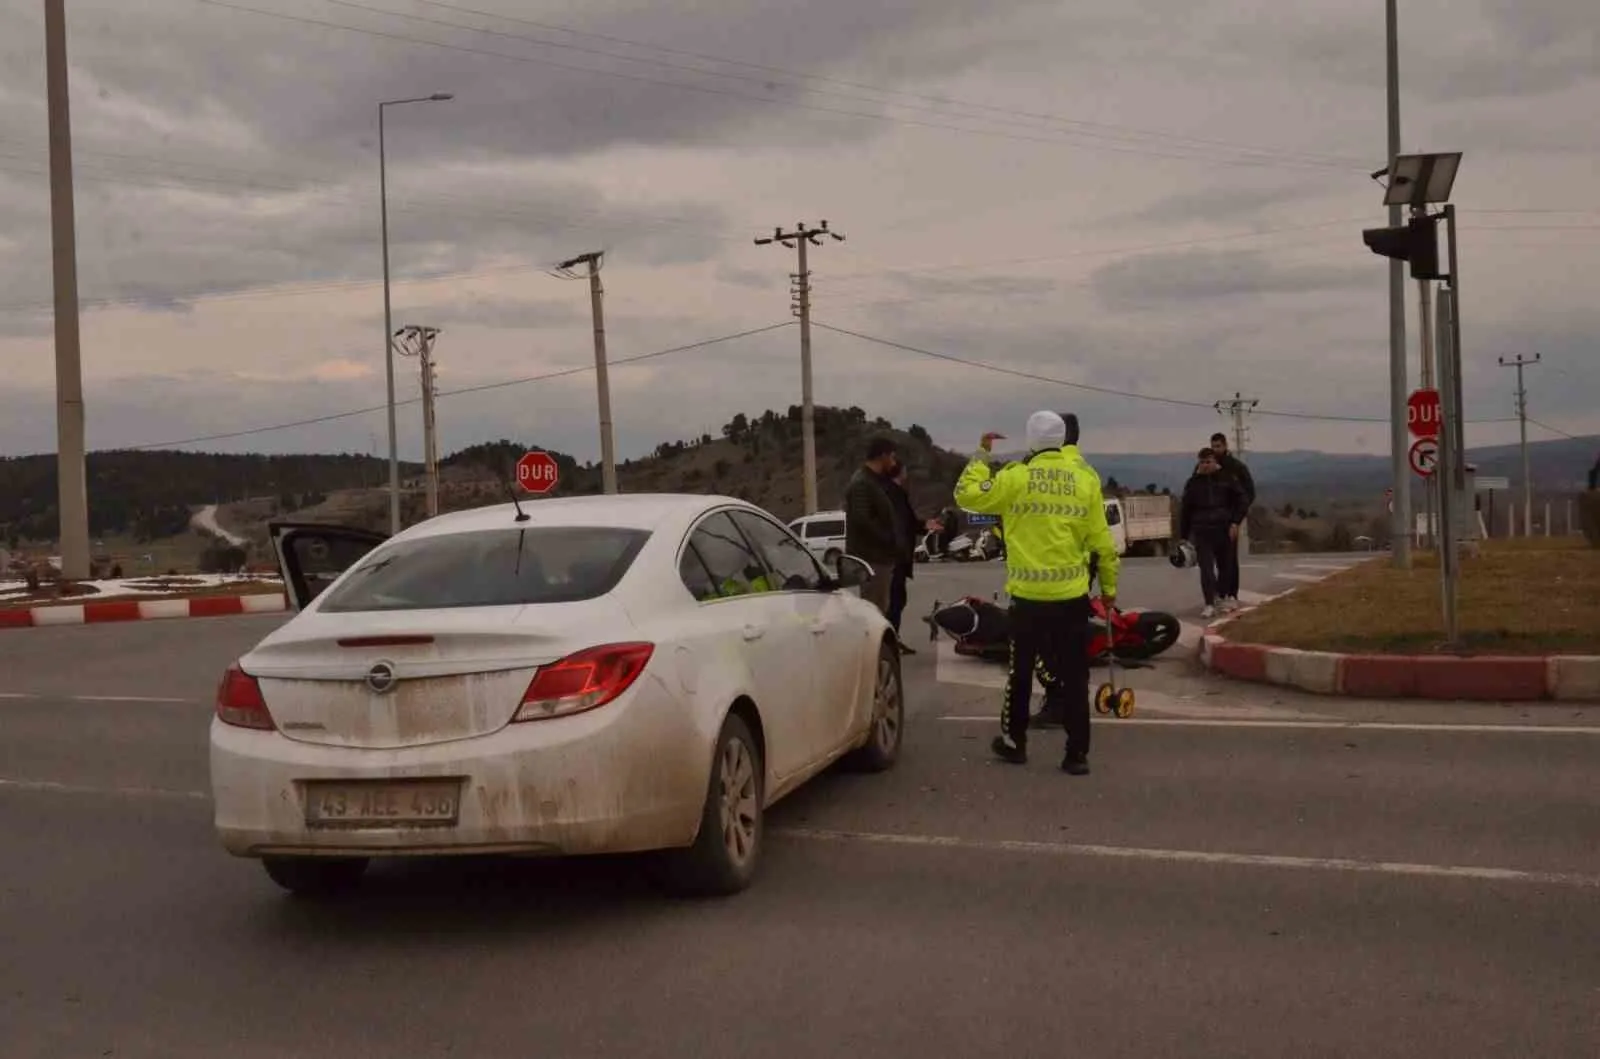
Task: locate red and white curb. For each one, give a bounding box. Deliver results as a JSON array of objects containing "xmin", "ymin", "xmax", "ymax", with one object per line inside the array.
[
  {"xmin": 1198, "ymin": 626, "xmax": 1600, "ymax": 703},
  {"xmin": 0, "ymin": 592, "xmax": 288, "ymax": 630}
]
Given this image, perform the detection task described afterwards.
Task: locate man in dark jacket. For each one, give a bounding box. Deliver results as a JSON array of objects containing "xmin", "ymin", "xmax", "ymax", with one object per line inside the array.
[
  {"xmin": 885, "ymin": 462, "xmax": 922, "ymax": 652},
  {"xmin": 1209, "ymin": 432, "xmax": 1255, "ymax": 607},
  {"xmin": 844, "ymin": 436, "xmax": 905, "ymax": 616},
  {"xmin": 1181, "ymin": 448, "xmax": 1249, "ymax": 619}
]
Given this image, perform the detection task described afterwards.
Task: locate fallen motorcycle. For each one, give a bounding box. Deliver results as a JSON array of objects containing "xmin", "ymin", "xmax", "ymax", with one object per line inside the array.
[{"xmin": 925, "ymin": 595, "xmax": 1182, "ymax": 666}]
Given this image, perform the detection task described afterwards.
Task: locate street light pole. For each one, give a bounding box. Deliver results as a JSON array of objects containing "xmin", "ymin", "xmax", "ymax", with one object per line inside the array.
[
  {"xmin": 44, "ymin": 0, "xmax": 90, "ymax": 581},
  {"xmin": 1385, "ymin": 0, "xmax": 1411, "ymax": 570},
  {"xmin": 379, "ymin": 93, "xmax": 452, "ymax": 534}
]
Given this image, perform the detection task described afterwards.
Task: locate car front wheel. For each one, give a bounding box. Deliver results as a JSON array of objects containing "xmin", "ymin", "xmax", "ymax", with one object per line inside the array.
[
  {"xmin": 653, "ymin": 712, "xmax": 764, "ymax": 897},
  {"xmin": 844, "ymin": 640, "xmax": 904, "ymax": 772},
  {"xmin": 261, "ymin": 855, "xmax": 369, "ymax": 897}
]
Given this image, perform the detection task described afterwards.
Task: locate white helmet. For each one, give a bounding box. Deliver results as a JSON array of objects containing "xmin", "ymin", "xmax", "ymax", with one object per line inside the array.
[{"xmin": 1169, "ymin": 540, "xmax": 1197, "ymax": 569}]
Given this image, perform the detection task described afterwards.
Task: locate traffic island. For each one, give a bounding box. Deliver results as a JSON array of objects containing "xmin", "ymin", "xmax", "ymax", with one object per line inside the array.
[
  {"xmin": 1200, "ymin": 538, "xmax": 1600, "ymax": 702},
  {"xmin": 0, "ymin": 577, "xmax": 287, "ymax": 630}
]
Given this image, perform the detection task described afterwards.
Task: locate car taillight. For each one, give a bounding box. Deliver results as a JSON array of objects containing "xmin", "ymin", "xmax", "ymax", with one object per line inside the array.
[
  {"xmin": 513, "ymin": 643, "xmax": 654, "ymax": 722},
  {"xmin": 216, "ymin": 664, "xmax": 276, "ymax": 730}
]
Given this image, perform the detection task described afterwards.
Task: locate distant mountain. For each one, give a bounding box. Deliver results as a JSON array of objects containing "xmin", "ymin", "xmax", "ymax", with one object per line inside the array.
[
  {"xmin": 1, "ymin": 410, "xmax": 1591, "ymax": 549},
  {"xmin": 1069, "ymin": 438, "xmax": 1597, "ymax": 504}
]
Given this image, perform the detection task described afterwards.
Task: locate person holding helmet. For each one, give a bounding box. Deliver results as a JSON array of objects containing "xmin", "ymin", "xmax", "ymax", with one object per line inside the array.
[
  {"xmin": 1180, "ymin": 447, "xmax": 1249, "ymax": 619},
  {"xmin": 955, "ymin": 411, "xmax": 1120, "ymax": 775}
]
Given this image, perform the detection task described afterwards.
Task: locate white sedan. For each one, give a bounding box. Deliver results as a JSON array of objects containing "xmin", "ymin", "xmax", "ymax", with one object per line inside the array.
[{"xmin": 209, "ymin": 494, "xmax": 904, "ymax": 898}]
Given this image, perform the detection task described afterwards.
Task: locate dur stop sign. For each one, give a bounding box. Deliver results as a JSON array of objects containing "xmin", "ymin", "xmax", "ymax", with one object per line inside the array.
[
  {"xmin": 1406, "ymin": 388, "xmax": 1441, "ymax": 439},
  {"xmin": 515, "ymin": 451, "xmax": 559, "ymax": 495}
]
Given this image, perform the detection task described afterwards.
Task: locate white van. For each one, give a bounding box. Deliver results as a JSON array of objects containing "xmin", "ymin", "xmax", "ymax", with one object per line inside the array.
[{"xmin": 788, "ymin": 510, "xmax": 848, "ymax": 564}]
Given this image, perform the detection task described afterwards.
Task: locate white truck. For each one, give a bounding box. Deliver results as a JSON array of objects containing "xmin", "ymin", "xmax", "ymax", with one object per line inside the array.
[
  {"xmin": 1107, "ymin": 494, "xmax": 1177, "ymax": 557},
  {"xmin": 942, "ymin": 494, "xmax": 1175, "ymax": 559}
]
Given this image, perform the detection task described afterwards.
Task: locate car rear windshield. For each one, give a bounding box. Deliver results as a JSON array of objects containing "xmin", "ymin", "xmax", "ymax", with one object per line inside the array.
[
  {"xmin": 804, "ymin": 518, "xmax": 845, "ymax": 538},
  {"xmin": 315, "ymin": 526, "xmax": 650, "ymax": 613}
]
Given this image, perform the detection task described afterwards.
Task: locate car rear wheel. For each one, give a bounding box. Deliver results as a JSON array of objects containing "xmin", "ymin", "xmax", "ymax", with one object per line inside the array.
[
  {"xmin": 261, "ymin": 855, "xmax": 369, "ymax": 897},
  {"xmin": 844, "ymin": 640, "xmax": 904, "ymax": 772},
  {"xmin": 823, "ymin": 547, "xmax": 842, "ymax": 567},
  {"xmin": 653, "ymin": 713, "xmax": 764, "ymax": 897}
]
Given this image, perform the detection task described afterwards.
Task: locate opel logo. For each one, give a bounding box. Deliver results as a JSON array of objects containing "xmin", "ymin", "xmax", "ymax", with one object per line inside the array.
[{"xmin": 365, "ymin": 661, "xmax": 398, "ymax": 694}]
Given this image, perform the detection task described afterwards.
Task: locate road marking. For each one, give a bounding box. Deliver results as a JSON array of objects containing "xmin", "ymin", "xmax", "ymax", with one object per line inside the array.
[
  {"xmin": 780, "ymin": 827, "xmax": 1600, "ymax": 888},
  {"xmin": 1294, "ymin": 561, "xmax": 1358, "ymax": 571},
  {"xmin": 1235, "ymin": 589, "xmax": 1275, "ymax": 605},
  {"xmin": 0, "ymin": 777, "xmax": 209, "ymax": 801},
  {"xmin": 938, "ymin": 716, "xmax": 1600, "ymax": 735},
  {"xmin": 1274, "ymin": 572, "xmax": 1333, "ymax": 583}
]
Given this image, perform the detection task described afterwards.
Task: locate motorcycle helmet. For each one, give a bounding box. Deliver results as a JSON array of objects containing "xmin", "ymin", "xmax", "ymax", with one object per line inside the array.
[{"xmin": 1169, "ymin": 540, "xmax": 1197, "ymax": 569}]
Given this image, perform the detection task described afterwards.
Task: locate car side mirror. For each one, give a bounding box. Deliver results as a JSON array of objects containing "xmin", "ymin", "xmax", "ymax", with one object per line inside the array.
[{"xmin": 833, "ymin": 554, "xmax": 874, "ymax": 589}]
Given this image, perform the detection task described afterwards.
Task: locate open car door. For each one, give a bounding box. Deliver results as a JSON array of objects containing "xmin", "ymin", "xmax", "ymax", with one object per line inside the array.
[{"xmin": 268, "ymin": 521, "xmax": 389, "ymax": 612}]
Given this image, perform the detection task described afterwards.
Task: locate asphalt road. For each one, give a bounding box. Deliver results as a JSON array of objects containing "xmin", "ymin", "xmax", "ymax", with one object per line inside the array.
[{"xmin": 2, "ymin": 563, "xmax": 1597, "ymax": 1059}]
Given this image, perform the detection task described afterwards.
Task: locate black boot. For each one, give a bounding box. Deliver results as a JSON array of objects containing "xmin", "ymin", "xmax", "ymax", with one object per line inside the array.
[{"xmin": 991, "ymin": 735, "xmax": 1027, "ymax": 765}]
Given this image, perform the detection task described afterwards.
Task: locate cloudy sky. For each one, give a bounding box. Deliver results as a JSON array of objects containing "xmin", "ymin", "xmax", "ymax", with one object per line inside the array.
[{"xmin": 1, "ymin": 0, "xmax": 1596, "ymax": 465}]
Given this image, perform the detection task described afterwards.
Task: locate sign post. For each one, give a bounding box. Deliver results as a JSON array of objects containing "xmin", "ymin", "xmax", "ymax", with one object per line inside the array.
[
  {"xmin": 1435, "ymin": 288, "xmax": 1459, "ymax": 645},
  {"xmin": 515, "ymin": 451, "xmax": 560, "ymax": 495}
]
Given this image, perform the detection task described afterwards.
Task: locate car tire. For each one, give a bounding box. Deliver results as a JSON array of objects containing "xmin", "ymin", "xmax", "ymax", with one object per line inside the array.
[
  {"xmin": 261, "ymin": 855, "xmax": 369, "ymax": 897},
  {"xmin": 653, "ymin": 713, "xmax": 764, "ymax": 898},
  {"xmin": 844, "ymin": 640, "xmax": 904, "ymax": 773},
  {"xmin": 823, "ymin": 548, "xmax": 842, "ymax": 567}
]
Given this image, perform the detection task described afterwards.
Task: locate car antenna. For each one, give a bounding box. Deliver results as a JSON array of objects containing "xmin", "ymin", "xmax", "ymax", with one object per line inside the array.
[{"xmin": 500, "ymin": 465, "xmax": 531, "ymax": 523}]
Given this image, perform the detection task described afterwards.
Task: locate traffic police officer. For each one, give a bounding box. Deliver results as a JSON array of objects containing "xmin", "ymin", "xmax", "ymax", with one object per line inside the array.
[{"xmin": 955, "ymin": 411, "xmax": 1120, "ymax": 774}]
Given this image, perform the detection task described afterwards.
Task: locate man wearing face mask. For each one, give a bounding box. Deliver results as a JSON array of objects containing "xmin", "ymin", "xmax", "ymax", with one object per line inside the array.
[
  {"xmin": 955, "ymin": 411, "xmax": 1120, "ymax": 775},
  {"xmin": 844, "ymin": 436, "xmax": 907, "ymax": 618}
]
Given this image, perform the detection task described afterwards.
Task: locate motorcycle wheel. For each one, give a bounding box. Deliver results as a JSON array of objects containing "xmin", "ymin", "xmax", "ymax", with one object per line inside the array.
[{"xmin": 1117, "ymin": 612, "xmax": 1181, "ymax": 660}]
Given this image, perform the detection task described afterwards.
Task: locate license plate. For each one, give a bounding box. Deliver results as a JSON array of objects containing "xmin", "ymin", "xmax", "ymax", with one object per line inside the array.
[{"xmin": 303, "ymin": 780, "xmax": 462, "ymax": 828}]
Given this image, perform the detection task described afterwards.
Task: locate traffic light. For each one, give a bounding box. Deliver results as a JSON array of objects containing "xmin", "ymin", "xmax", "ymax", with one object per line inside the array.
[{"xmin": 1362, "ymin": 214, "xmax": 1442, "ymax": 280}]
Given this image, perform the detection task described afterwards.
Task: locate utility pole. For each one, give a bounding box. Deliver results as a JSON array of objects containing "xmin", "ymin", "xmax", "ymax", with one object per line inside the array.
[
  {"xmin": 395, "ymin": 325, "xmax": 441, "ymax": 518},
  {"xmin": 1384, "ymin": 0, "xmax": 1412, "ymax": 570},
  {"xmin": 1214, "ymin": 392, "xmax": 1259, "ymax": 557},
  {"xmin": 756, "ymin": 220, "xmax": 845, "ymax": 516},
  {"xmin": 1498, "ymin": 353, "xmax": 1540, "ymax": 538},
  {"xmin": 44, "ymin": 0, "xmax": 90, "ymax": 581},
  {"xmin": 553, "ymin": 251, "xmax": 616, "ymax": 493},
  {"xmin": 1215, "ymin": 392, "xmax": 1259, "ymax": 458}
]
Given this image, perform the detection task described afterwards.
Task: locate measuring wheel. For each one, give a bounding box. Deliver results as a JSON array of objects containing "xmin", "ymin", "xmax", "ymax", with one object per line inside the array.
[
  {"xmin": 1094, "ymin": 682, "xmax": 1114, "ymax": 715},
  {"xmin": 1112, "ymin": 687, "xmax": 1136, "ymax": 719}
]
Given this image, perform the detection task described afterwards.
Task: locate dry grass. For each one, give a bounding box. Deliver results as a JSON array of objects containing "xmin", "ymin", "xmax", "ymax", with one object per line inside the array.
[{"xmin": 1225, "ymin": 536, "xmax": 1600, "ymax": 656}]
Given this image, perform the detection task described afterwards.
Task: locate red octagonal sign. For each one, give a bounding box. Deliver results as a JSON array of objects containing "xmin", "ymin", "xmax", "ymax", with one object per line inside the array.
[
  {"xmin": 1407, "ymin": 388, "xmax": 1441, "ymax": 439},
  {"xmin": 515, "ymin": 450, "xmax": 560, "ymax": 495}
]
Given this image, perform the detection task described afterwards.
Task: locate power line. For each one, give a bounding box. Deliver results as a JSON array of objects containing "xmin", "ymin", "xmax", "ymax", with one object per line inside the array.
[
  {"xmin": 809, "ymin": 320, "xmax": 1518, "ymax": 425},
  {"xmin": 816, "ymin": 218, "xmax": 1374, "ymax": 285},
  {"xmin": 1527, "ymin": 418, "xmax": 1587, "ymax": 441},
  {"xmin": 192, "ymin": 0, "xmax": 1368, "ymax": 172},
  {"xmin": 124, "ymin": 321, "xmax": 794, "ymax": 450},
  {"xmin": 352, "ymin": 0, "xmax": 1366, "ymax": 170}
]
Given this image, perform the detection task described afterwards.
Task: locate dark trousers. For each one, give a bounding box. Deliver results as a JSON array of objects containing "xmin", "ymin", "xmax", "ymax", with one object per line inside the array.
[
  {"xmin": 1193, "ymin": 527, "xmax": 1236, "ymax": 606},
  {"xmin": 887, "ymin": 564, "xmax": 909, "ymax": 633},
  {"xmin": 1221, "ymin": 531, "xmax": 1243, "ymax": 598},
  {"xmin": 1003, "ymin": 596, "xmax": 1092, "ymax": 759}
]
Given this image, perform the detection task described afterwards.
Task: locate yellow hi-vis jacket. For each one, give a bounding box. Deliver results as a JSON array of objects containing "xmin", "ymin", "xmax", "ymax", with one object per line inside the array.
[{"xmin": 954, "ymin": 446, "xmax": 1120, "ymax": 602}]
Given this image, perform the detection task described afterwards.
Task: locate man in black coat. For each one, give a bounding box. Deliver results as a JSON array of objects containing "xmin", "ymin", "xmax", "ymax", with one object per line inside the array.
[
  {"xmin": 1209, "ymin": 432, "xmax": 1256, "ymax": 607},
  {"xmin": 844, "ymin": 436, "xmax": 905, "ymax": 616},
  {"xmin": 1181, "ymin": 448, "xmax": 1249, "ymax": 619},
  {"xmin": 884, "ymin": 462, "xmax": 922, "ymax": 653}
]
